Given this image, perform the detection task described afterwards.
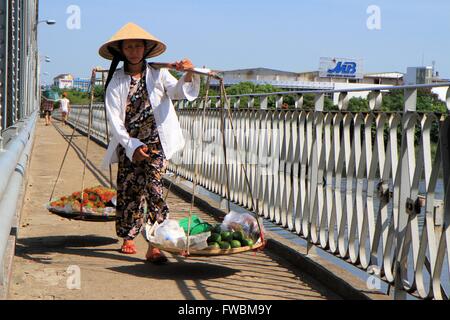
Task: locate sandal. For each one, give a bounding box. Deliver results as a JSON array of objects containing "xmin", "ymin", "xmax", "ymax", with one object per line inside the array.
[
  {"xmin": 146, "ymin": 247, "xmax": 168, "ymax": 264},
  {"xmin": 120, "ymin": 240, "xmax": 137, "ymax": 254}
]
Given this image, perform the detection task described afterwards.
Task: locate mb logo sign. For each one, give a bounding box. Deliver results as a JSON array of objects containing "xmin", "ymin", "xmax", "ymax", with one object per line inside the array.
[
  {"xmin": 319, "ymin": 57, "xmax": 363, "ymax": 79},
  {"xmin": 327, "ymin": 61, "xmax": 357, "ymax": 76}
]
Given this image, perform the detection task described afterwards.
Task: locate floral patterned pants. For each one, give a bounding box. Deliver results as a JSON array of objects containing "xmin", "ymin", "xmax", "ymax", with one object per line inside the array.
[{"xmin": 116, "ymin": 139, "xmax": 169, "ymax": 240}]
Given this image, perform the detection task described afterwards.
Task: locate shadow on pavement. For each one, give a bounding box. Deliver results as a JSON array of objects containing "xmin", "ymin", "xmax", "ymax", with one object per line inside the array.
[
  {"xmin": 17, "ymin": 235, "xmax": 118, "ymax": 248},
  {"xmin": 108, "ymin": 261, "xmax": 238, "ymax": 281}
]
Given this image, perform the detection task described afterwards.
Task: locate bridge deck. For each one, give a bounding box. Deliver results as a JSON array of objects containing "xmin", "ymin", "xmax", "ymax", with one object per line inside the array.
[{"xmin": 8, "ymin": 117, "xmax": 339, "ymax": 300}]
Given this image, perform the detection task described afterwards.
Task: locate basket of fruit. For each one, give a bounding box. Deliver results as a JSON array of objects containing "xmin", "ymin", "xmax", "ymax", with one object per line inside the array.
[
  {"xmin": 146, "ymin": 211, "xmax": 265, "ymax": 256},
  {"xmin": 47, "ymin": 185, "xmax": 117, "ymax": 222}
]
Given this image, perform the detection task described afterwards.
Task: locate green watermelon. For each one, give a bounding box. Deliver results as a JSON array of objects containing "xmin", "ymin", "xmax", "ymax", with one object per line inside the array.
[
  {"xmin": 232, "ymin": 231, "xmax": 245, "ymax": 241},
  {"xmin": 220, "ymin": 231, "xmax": 233, "ymax": 242},
  {"xmin": 219, "ymin": 241, "xmax": 231, "ymax": 249},
  {"xmin": 207, "ymin": 233, "xmax": 221, "ymax": 243},
  {"xmin": 208, "ymin": 242, "xmax": 220, "ymax": 249},
  {"xmin": 230, "ymin": 240, "xmax": 242, "ymax": 248}
]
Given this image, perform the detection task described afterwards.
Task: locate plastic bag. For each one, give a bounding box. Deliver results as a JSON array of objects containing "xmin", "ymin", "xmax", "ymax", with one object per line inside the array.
[
  {"xmin": 154, "ymin": 219, "xmax": 186, "ymax": 248},
  {"xmin": 149, "ymin": 219, "xmax": 211, "ymax": 251},
  {"xmin": 221, "ymin": 210, "xmax": 264, "ymax": 242}
]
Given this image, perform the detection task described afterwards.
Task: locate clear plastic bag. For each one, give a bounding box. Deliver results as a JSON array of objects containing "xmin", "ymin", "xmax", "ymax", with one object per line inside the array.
[
  {"xmin": 221, "ymin": 210, "xmax": 264, "ymax": 242},
  {"xmin": 154, "ymin": 219, "xmax": 186, "ymax": 248},
  {"xmin": 147, "ymin": 219, "xmax": 211, "ymax": 251}
]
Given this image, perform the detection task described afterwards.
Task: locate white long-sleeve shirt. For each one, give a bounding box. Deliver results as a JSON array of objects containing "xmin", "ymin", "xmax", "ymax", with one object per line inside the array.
[{"xmin": 102, "ymin": 64, "xmax": 200, "ymax": 168}]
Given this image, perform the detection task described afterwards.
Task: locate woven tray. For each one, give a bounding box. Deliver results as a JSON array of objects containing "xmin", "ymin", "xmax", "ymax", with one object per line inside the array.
[
  {"xmin": 48, "ymin": 208, "xmax": 116, "ymax": 222},
  {"xmin": 149, "ymin": 240, "xmax": 264, "ymax": 257}
]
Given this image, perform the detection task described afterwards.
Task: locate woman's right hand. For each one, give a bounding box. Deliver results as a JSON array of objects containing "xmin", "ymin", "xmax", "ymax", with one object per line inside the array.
[{"xmin": 132, "ymin": 145, "xmax": 149, "ymax": 162}]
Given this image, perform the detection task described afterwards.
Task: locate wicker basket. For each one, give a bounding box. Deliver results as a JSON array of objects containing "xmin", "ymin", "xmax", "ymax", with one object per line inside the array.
[{"xmin": 48, "ymin": 207, "xmax": 116, "ymax": 222}]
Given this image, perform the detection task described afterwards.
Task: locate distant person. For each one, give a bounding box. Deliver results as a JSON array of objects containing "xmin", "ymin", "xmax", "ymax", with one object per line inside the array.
[
  {"xmin": 281, "ymin": 102, "xmax": 289, "ymax": 110},
  {"xmin": 41, "ymin": 97, "xmax": 54, "ymax": 126},
  {"xmin": 60, "ymin": 92, "xmax": 71, "ymax": 125}
]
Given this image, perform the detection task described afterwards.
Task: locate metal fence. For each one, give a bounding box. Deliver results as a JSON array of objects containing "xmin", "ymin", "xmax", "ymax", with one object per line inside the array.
[
  {"xmin": 0, "ymin": 0, "xmax": 39, "ymax": 140},
  {"xmin": 68, "ymin": 82, "xmax": 450, "ymax": 299},
  {"xmin": 0, "ymin": 0, "xmax": 40, "ymax": 287}
]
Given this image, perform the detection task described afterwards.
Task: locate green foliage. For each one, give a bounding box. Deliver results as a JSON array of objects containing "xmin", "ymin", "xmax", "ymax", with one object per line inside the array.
[
  {"xmin": 224, "ymin": 82, "xmax": 277, "ymax": 108},
  {"xmin": 416, "ymin": 89, "xmax": 446, "ymax": 113},
  {"xmin": 65, "ymin": 90, "xmax": 90, "ymax": 105},
  {"xmin": 93, "ymin": 85, "xmax": 105, "ymax": 102},
  {"xmin": 199, "ymin": 77, "xmax": 219, "ymax": 98},
  {"xmin": 348, "ymin": 97, "xmax": 369, "ymax": 112},
  {"xmin": 381, "ymin": 90, "xmax": 404, "ymax": 112},
  {"xmin": 301, "ymin": 93, "xmax": 335, "ymax": 111},
  {"xmin": 48, "ymin": 85, "xmax": 106, "ymax": 105}
]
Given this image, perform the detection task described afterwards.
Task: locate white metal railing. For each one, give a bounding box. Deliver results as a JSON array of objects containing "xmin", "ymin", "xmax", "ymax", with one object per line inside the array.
[
  {"xmin": 68, "ymin": 82, "xmax": 450, "ymax": 299},
  {"xmin": 0, "ymin": 0, "xmax": 40, "ymax": 289}
]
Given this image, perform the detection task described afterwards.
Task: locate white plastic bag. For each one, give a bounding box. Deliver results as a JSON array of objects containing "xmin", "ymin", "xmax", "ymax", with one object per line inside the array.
[
  {"xmin": 154, "ymin": 219, "xmax": 186, "ymax": 248},
  {"xmin": 148, "ymin": 219, "xmax": 211, "ymax": 251},
  {"xmin": 221, "ymin": 210, "xmax": 264, "ymax": 241}
]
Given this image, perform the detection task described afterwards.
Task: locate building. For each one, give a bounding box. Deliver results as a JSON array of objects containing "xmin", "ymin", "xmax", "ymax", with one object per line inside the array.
[
  {"xmin": 53, "ymin": 74, "xmax": 73, "ymax": 89},
  {"xmin": 53, "ymin": 74, "xmax": 104, "ymax": 92},
  {"xmin": 293, "ymin": 70, "xmax": 404, "ymax": 85},
  {"xmin": 212, "ymin": 67, "xmax": 404, "ymax": 105},
  {"xmin": 405, "ymin": 66, "xmax": 433, "ymax": 85},
  {"xmin": 214, "ymin": 67, "xmax": 333, "ymax": 90},
  {"xmin": 72, "ymin": 78, "xmax": 91, "ymax": 92}
]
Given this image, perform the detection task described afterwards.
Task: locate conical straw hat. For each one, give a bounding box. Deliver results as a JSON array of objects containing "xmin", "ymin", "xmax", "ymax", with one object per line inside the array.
[{"xmin": 99, "ymin": 22, "xmax": 166, "ymax": 60}]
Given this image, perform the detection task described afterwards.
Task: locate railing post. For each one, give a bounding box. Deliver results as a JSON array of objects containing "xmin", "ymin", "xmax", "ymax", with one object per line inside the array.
[
  {"xmin": 248, "ymin": 96, "xmax": 254, "ymax": 109},
  {"xmin": 337, "ymin": 92, "xmax": 348, "ymax": 110},
  {"xmin": 368, "ymin": 90, "xmax": 383, "ymax": 110},
  {"xmin": 404, "ymin": 88, "xmax": 417, "ymax": 112},
  {"xmin": 234, "ymin": 97, "xmax": 240, "ymax": 109},
  {"xmin": 294, "ymin": 94, "xmax": 303, "ymax": 109},
  {"xmin": 314, "ymin": 93, "xmax": 324, "ymax": 111},
  {"xmin": 393, "ymin": 88, "xmax": 417, "ymax": 299},
  {"xmin": 433, "ymin": 114, "xmax": 450, "ymax": 300},
  {"xmin": 276, "ymin": 95, "xmax": 283, "ymax": 109},
  {"xmin": 260, "ymin": 96, "xmax": 268, "ymax": 110}
]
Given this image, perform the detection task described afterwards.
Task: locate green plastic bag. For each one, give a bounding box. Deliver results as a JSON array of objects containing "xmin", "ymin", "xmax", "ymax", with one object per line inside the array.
[{"xmin": 178, "ymin": 215, "xmax": 212, "ymax": 236}]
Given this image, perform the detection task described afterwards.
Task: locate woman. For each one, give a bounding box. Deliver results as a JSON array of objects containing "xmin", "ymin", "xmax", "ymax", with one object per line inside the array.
[
  {"xmin": 99, "ymin": 22, "xmax": 200, "ymax": 263},
  {"xmin": 60, "ymin": 92, "xmax": 70, "ymax": 125}
]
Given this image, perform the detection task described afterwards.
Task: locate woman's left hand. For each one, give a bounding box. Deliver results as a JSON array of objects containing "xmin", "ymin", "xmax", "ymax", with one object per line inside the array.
[{"xmin": 174, "ymin": 58, "xmax": 194, "ymax": 82}]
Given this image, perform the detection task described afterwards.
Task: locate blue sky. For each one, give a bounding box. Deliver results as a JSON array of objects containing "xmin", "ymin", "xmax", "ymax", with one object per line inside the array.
[{"xmin": 38, "ymin": 0, "xmax": 450, "ymax": 83}]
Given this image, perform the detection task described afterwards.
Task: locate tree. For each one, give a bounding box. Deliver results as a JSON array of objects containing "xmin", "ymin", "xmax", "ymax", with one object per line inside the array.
[
  {"xmin": 224, "ymin": 82, "xmax": 277, "ymax": 108},
  {"xmin": 348, "ymin": 97, "xmax": 369, "ymax": 112},
  {"xmin": 93, "ymin": 85, "xmax": 105, "ymax": 102}
]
